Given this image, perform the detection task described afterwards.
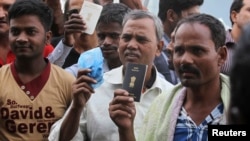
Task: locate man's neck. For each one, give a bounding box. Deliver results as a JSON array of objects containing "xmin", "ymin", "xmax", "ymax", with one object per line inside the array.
[
  {"xmin": 163, "ymin": 22, "xmax": 172, "ymax": 39},
  {"xmin": 15, "ymin": 57, "xmax": 47, "ymax": 75},
  {"xmin": 14, "ymin": 58, "xmax": 48, "ymax": 84},
  {"xmin": 231, "ymin": 24, "xmax": 242, "ymax": 42},
  {"xmin": 185, "ymin": 77, "xmax": 222, "ymax": 106},
  {"xmin": 183, "ymin": 78, "xmax": 222, "ymax": 125},
  {"xmin": 107, "ymin": 59, "xmax": 121, "ymax": 70}
]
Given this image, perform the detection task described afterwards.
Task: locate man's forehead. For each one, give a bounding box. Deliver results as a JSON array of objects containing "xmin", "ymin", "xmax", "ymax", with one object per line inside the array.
[
  {"xmin": 176, "ymin": 22, "xmax": 206, "ymax": 33},
  {"xmin": 10, "ymin": 15, "xmax": 42, "ymax": 27},
  {"xmin": 175, "ymin": 23, "xmax": 213, "ymax": 42},
  {"xmin": 243, "ymin": 0, "xmax": 250, "ymax": 7},
  {"xmin": 123, "ymin": 18, "xmax": 154, "ymax": 28}
]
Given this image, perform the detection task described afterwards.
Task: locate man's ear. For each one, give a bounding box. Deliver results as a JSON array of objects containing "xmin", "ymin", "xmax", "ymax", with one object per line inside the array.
[
  {"xmin": 167, "ymin": 9, "xmax": 178, "ymax": 22},
  {"xmin": 217, "ymin": 45, "xmax": 228, "ymax": 66},
  {"xmin": 46, "ymin": 31, "xmax": 52, "ymax": 45},
  {"xmin": 231, "ymin": 10, "xmax": 238, "ymax": 24},
  {"xmin": 155, "ymin": 40, "xmax": 164, "ymax": 57}
]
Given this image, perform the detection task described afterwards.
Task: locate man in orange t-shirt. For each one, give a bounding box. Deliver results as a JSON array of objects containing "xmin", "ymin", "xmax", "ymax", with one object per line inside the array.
[{"xmin": 0, "ymin": 0, "xmax": 55, "ymax": 67}]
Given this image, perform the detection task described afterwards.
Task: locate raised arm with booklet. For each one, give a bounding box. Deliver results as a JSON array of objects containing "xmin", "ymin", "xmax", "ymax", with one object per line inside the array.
[{"xmin": 122, "ymin": 63, "xmax": 147, "ymax": 102}]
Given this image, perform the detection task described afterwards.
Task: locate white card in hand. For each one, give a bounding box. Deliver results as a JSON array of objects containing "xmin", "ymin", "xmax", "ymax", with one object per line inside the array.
[
  {"xmin": 113, "ymin": 0, "xmax": 120, "ymax": 3},
  {"xmin": 79, "ymin": 1, "xmax": 103, "ymax": 35}
]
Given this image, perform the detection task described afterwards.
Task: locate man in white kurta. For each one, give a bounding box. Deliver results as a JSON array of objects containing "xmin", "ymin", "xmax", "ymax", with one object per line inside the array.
[{"xmin": 48, "ymin": 65, "xmax": 173, "ymax": 141}]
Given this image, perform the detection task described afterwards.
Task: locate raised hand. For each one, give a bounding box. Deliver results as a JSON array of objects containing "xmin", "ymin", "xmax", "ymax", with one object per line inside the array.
[
  {"xmin": 63, "ymin": 13, "xmax": 87, "ymax": 46},
  {"xmin": 109, "ymin": 89, "xmax": 136, "ymax": 130},
  {"xmin": 71, "ymin": 69, "xmax": 96, "ymax": 108}
]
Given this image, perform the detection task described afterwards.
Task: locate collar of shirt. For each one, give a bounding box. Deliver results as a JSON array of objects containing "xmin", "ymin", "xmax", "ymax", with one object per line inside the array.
[
  {"xmin": 103, "ymin": 65, "xmax": 163, "ymax": 91},
  {"xmin": 225, "ymin": 29, "xmax": 235, "ymax": 46}
]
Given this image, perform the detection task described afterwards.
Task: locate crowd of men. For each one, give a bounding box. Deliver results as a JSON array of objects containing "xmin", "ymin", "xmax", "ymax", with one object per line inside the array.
[{"xmin": 0, "ymin": 0, "xmax": 249, "ymax": 140}]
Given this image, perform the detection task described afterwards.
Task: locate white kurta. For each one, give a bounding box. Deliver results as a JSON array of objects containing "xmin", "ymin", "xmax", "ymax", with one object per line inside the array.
[{"xmin": 48, "ymin": 65, "xmax": 173, "ymax": 141}]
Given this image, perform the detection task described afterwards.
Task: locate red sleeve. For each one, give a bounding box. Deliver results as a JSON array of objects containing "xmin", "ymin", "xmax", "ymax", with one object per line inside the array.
[{"xmin": 43, "ymin": 44, "xmax": 54, "ymax": 57}]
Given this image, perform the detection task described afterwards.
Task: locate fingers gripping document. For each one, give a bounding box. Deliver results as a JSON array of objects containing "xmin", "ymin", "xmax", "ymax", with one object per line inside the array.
[
  {"xmin": 122, "ymin": 63, "xmax": 147, "ymax": 102},
  {"xmin": 79, "ymin": 1, "xmax": 103, "ymax": 35}
]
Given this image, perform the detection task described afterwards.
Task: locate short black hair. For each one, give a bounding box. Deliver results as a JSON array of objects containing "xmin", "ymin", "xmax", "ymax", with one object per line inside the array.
[
  {"xmin": 158, "ymin": 0, "xmax": 204, "ymax": 22},
  {"xmin": 8, "ymin": 0, "xmax": 53, "ymax": 32},
  {"xmin": 175, "ymin": 13, "xmax": 226, "ymax": 49},
  {"xmin": 229, "ymin": 0, "xmax": 244, "ymax": 25},
  {"xmin": 229, "ymin": 23, "xmax": 250, "ymax": 124},
  {"xmin": 97, "ymin": 3, "xmax": 131, "ymax": 26}
]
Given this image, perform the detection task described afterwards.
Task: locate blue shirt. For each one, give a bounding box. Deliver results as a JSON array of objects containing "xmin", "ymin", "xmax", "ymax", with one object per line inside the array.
[
  {"xmin": 174, "ymin": 103, "xmax": 224, "ymax": 141},
  {"xmin": 154, "ymin": 34, "xmax": 179, "ymax": 84}
]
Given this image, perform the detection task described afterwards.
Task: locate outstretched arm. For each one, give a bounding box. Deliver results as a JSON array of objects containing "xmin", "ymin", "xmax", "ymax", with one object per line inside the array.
[
  {"xmin": 59, "ymin": 69, "xmax": 96, "ymax": 141},
  {"xmin": 47, "ymin": 13, "xmax": 86, "ymax": 66}
]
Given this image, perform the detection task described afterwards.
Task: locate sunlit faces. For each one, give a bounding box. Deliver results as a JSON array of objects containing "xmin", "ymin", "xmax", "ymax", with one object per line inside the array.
[
  {"xmin": 9, "ymin": 15, "xmax": 50, "ymax": 58},
  {"xmin": 118, "ymin": 18, "xmax": 162, "ymax": 67},
  {"xmin": 96, "ymin": 22, "xmax": 122, "ymax": 60},
  {"xmin": 173, "ymin": 23, "xmax": 221, "ymax": 87},
  {"xmin": 0, "ymin": 0, "xmax": 15, "ymax": 35}
]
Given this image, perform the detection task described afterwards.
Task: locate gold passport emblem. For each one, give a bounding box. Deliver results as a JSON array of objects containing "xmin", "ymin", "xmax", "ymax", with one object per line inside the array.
[
  {"xmin": 129, "ymin": 76, "xmax": 136, "ymax": 88},
  {"xmin": 122, "ymin": 63, "xmax": 147, "ymax": 102}
]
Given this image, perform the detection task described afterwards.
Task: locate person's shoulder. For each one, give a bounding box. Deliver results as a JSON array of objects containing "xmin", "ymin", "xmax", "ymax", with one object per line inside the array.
[
  {"xmin": 151, "ymin": 84, "xmax": 182, "ymax": 112},
  {"xmin": 157, "ymin": 74, "xmax": 173, "ymax": 85},
  {"xmin": 103, "ymin": 66, "xmax": 123, "ymax": 81},
  {"xmin": 0, "ymin": 64, "xmax": 10, "ymax": 70},
  {"xmin": 50, "ymin": 63, "xmax": 76, "ymax": 80},
  {"xmin": 146, "ymin": 84, "xmax": 184, "ymax": 118},
  {"xmin": 0, "ymin": 64, "xmax": 10, "ymax": 74},
  {"xmin": 155, "ymin": 72, "xmax": 174, "ymax": 88},
  {"xmin": 0, "ymin": 64, "xmax": 11, "ymax": 75},
  {"xmin": 220, "ymin": 73, "xmax": 230, "ymax": 88},
  {"xmin": 105, "ymin": 66, "xmax": 122, "ymax": 74},
  {"xmin": 160, "ymin": 83, "xmax": 182, "ymax": 96},
  {"xmin": 220, "ymin": 73, "xmax": 230, "ymax": 95}
]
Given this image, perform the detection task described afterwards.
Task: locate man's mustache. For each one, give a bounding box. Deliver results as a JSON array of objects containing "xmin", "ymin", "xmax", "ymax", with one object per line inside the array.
[
  {"xmin": 100, "ymin": 46, "xmax": 117, "ymax": 51},
  {"xmin": 178, "ymin": 64, "xmax": 199, "ymax": 75}
]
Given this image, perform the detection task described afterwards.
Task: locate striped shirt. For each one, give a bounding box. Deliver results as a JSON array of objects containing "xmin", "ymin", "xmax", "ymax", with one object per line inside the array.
[{"xmin": 174, "ymin": 103, "xmax": 224, "ymax": 141}]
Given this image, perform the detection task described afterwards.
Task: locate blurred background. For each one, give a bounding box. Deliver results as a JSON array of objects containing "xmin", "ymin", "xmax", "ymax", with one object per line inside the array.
[{"xmin": 144, "ymin": 0, "xmax": 233, "ymax": 29}]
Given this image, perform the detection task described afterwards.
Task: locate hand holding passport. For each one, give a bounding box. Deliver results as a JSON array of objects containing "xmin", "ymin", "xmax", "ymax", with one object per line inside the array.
[{"xmin": 122, "ymin": 63, "xmax": 147, "ymax": 102}]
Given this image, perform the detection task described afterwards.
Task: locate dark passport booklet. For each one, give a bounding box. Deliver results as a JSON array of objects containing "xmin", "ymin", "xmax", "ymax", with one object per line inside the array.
[{"xmin": 122, "ymin": 63, "xmax": 147, "ymax": 102}]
